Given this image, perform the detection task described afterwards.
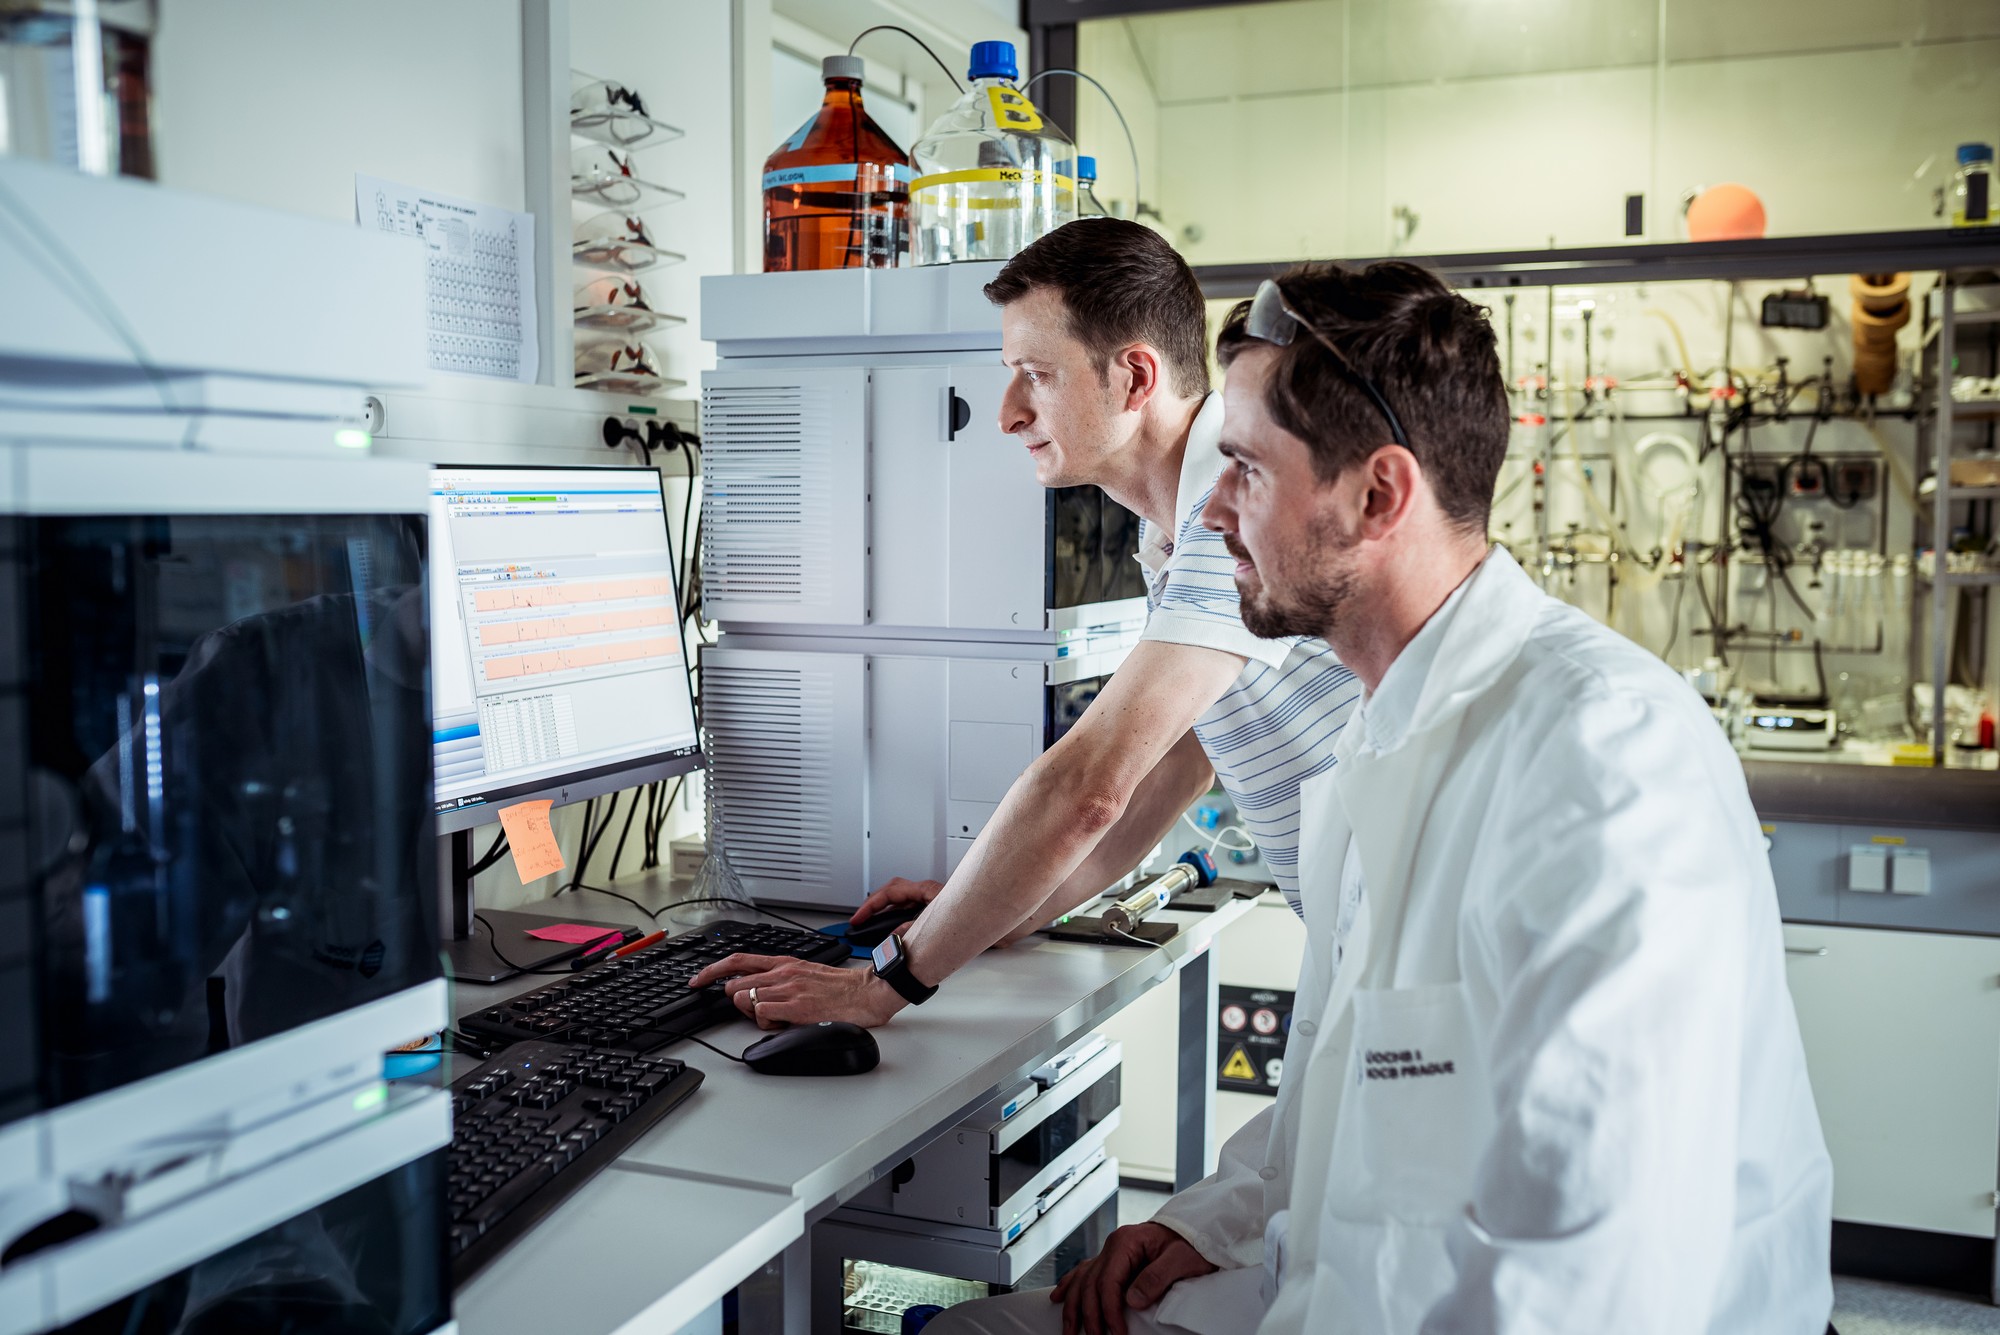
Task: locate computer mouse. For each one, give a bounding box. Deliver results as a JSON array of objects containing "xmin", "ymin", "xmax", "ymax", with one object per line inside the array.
[
  {"xmin": 843, "ymin": 903, "xmax": 925, "ymax": 950},
  {"xmin": 741, "ymin": 1021, "xmax": 880, "ymax": 1076}
]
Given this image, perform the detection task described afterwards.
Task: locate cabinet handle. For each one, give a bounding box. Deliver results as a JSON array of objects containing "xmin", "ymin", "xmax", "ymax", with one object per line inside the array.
[{"xmin": 1785, "ymin": 946, "xmax": 1829, "ymax": 957}]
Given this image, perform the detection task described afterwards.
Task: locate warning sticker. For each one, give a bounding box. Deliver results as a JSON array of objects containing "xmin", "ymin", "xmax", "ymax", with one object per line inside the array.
[
  {"xmin": 1221, "ymin": 1046, "xmax": 1258, "ymax": 1081},
  {"xmin": 1218, "ymin": 985, "xmax": 1292, "ymax": 1097}
]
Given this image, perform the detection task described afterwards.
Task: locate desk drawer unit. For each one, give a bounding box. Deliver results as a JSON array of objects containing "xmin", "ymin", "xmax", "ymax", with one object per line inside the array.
[{"xmin": 851, "ymin": 1037, "xmax": 1122, "ymax": 1247}]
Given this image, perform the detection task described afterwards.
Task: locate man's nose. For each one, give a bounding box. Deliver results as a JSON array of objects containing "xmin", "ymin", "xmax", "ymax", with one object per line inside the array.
[
  {"xmin": 1201, "ymin": 471, "xmax": 1237, "ymax": 533},
  {"xmin": 998, "ymin": 378, "xmax": 1031, "ymax": 436}
]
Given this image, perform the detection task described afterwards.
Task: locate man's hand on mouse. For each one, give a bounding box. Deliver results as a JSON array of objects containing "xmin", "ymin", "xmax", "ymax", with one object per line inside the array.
[
  {"xmin": 689, "ymin": 954, "xmax": 907, "ymax": 1029},
  {"xmin": 849, "ymin": 877, "xmax": 943, "ymax": 926}
]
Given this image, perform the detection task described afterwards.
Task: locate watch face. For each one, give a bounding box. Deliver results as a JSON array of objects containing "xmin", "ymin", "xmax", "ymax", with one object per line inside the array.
[{"xmin": 871, "ymin": 934, "xmax": 902, "ymax": 972}]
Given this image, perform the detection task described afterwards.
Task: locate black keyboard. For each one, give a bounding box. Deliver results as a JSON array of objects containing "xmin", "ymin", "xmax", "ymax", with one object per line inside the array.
[
  {"xmin": 460, "ymin": 916, "xmax": 851, "ymax": 1057},
  {"xmin": 448, "ymin": 1040, "xmax": 702, "ymax": 1286}
]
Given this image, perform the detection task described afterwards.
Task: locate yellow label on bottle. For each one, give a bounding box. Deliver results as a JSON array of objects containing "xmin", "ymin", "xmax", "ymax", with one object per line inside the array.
[{"xmin": 987, "ymin": 86, "xmax": 1045, "ymax": 133}]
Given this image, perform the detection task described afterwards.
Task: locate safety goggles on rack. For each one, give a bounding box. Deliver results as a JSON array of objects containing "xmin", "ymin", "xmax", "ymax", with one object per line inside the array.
[
  {"xmin": 1245, "ymin": 278, "xmax": 1411, "ymax": 451},
  {"xmin": 575, "ymin": 342, "xmax": 664, "ymax": 378}
]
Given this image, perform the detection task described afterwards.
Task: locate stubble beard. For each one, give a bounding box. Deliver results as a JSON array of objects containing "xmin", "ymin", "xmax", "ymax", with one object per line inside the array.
[{"xmin": 1227, "ymin": 525, "xmax": 1357, "ymax": 641}]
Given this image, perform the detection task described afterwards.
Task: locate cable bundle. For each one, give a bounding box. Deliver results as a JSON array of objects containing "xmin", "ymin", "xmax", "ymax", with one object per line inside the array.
[{"xmin": 1849, "ymin": 272, "xmax": 1910, "ymax": 397}]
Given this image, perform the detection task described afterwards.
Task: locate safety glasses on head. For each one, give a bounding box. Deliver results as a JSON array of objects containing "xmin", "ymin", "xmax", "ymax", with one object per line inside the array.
[{"xmin": 1245, "ymin": 278, "xmax": 1412, "ymax": 451}]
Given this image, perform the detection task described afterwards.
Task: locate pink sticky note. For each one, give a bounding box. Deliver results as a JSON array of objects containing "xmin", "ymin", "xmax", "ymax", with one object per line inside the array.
[{"xmin": 525, "ymin": 923, "xmax": 622, "ymax": 945}]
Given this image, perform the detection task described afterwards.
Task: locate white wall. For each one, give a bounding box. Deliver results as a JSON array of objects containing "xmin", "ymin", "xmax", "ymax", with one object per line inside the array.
[
  {"xmin": 154, "ymin": 0, "xmax": 528, "ymax": 219},
  {"xmin": 152, "ymin": 0, "xmax": 740, "ymax": 400},
  {"xmin": 1074, "ymin": 17, "xmax": 1161, "ymax": 222}
]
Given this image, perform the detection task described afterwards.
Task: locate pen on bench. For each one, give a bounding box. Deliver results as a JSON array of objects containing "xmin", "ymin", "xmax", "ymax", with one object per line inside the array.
[
  {"xmin": 570, "ymin": 929, "xmax": 638, "ymax": 970},
  {"xmin": 611, "ymin": 929, "xmax": 666, "ymax": 958}
]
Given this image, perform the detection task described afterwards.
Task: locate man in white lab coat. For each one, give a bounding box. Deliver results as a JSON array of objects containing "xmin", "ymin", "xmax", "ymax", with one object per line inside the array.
[{"xmin": 932, "ymin": 263, "xmax": 1834, "ymax": 1335}]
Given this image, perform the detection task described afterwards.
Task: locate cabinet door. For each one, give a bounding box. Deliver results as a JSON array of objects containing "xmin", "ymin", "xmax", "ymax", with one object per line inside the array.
[
  {"xmin": 869, "ymin": 364, "xmax": 1045, "ymax": 632},
  {"xmin": 1783, "ymin": 923, "xmax": 2000, "ymax": 1237}
]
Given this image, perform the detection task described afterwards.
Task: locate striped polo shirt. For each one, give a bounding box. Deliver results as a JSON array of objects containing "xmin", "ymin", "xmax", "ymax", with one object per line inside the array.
[{"xmin": 1137, "ymin": 394, "xmax": 1361, "ymax": 912}]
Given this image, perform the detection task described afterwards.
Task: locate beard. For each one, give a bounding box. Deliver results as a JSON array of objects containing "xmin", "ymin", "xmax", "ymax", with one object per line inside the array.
[{"xmin": 1225, "ymin": 524, "xmax": 1357, "ymax": 640}]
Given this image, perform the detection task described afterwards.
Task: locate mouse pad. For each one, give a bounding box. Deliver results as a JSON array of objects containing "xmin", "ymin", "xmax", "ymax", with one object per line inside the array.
[{"xmin": 1043, "ymin": 916, "xmax": 1179, "ymax": 947}]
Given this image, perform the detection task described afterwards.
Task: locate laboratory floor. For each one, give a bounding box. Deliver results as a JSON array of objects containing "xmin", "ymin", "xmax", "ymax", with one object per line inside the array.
[{"xmin": 1114, "ymin": 1188, "xmax": 2000, "ymax": 1333}]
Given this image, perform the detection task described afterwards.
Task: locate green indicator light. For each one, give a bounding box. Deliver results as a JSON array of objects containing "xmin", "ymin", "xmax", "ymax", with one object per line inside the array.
[
  {"xmin": 629, "ymin": 404, "xmax": 658, "ymax": 416},
  {"xmin": 352, "ymin": 1083, "xmax": 387, "ymax": 1113},
  {"xmin": 333, "ymin": 428, "xmax": 371, "ymax": 450}
]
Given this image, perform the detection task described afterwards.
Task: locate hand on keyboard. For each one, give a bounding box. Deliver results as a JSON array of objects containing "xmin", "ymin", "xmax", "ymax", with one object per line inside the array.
[
  {"xmin": 460, "ymin": 918, "xmax": 854, "ymax": 1055},
  {"xmin": 689, "ymin": 953, "xmax": 907, "ymax": 1030}
]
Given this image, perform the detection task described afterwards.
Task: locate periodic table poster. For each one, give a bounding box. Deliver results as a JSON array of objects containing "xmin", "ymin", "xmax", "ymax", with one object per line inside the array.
[{"xmin": 357, "ymin": 174, "xmax": 539, "ymax": 384}]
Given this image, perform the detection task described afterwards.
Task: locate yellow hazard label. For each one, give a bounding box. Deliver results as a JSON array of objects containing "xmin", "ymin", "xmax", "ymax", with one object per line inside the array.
[
  {"xmin": 987, "ymin": 86, "xmax": 1044, "ymax": 132},
  {"xmin": 1870, "ymin": 835, "xmax": 1907, "ymax": 845},
  {"xmin": 910, "ymin": 167, "xmax": 1077, "ymax": 193},
  {"xmin": 1221, "ymin": 1047, "xmax": 1258, "ymax": 1082}
]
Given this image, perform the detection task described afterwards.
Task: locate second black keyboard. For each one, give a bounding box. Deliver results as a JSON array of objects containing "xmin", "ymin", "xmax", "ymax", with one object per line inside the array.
[
  {"xmin": 449, "ymin": 1040, "xmax": 702, "ymax": 1286},
  {"xmin": 460, "ymin": 916, "xmax": 851, "ymax": 1057}
]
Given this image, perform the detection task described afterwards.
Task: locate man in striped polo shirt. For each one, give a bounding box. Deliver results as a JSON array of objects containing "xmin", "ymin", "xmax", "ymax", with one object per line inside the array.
[{"xmin": 694, "ymin": 219, "xmax": 1358, "ymax": 1023}]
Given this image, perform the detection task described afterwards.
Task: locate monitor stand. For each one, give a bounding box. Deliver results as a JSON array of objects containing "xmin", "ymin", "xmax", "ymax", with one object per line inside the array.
[{"xmin": 440, "ymin": 830, "xmax": 628, "ymax": 984}]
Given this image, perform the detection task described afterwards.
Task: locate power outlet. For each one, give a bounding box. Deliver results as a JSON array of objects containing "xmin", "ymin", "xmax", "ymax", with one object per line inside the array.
[{"xmin": 1832, "ymin": 460, "xmax": 1877, "ymax": 502}]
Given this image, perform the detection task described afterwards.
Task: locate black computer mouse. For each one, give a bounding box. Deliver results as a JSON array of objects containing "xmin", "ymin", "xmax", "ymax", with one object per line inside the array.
[
  {"xmin": 742, "ymin": 1021, "xmax": 880, "ymax": 1076},
  {"xmin": 843, "ymin": 903, "xmax": 925, "ymax": 950}
]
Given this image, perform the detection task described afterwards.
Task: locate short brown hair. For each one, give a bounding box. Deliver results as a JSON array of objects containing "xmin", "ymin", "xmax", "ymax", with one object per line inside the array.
[
  {"xmin": 1216, "ymin": 262, "xmax": 1508, "ymax": 535},
  {"xmin": 984, "ymin": 219, "xmax": 1210, "ymax": 399}
]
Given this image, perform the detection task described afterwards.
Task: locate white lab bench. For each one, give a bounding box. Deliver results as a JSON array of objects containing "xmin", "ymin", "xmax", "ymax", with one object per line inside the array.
[{"xmin": 449, "ymin": 871, "xmax": 1255, "ymax": 1334}]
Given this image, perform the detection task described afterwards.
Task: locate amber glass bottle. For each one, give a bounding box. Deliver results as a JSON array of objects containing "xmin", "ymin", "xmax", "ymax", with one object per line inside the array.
[{"xmin": 762, "ymin": 55, "xmax": 911, "ymax": 271}]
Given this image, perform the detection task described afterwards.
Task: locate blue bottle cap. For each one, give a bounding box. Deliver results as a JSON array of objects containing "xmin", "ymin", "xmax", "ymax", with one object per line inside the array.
[
  {"xmin": 1959, "ymin": 142, "xmax": 1994, "ymax": 165},
  {"xmin": 969, "ymin": 40, "xmax": 1018, "ymax": 81},
  {"xmin": 1076, "ymin": 155, "xmax": 1097, "ymax": 181}
]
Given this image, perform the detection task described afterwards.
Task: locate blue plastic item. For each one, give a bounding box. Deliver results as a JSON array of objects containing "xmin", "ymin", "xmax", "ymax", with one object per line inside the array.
[
  {"xmin": 902, "ymin": 1304, "xmax": 948, "ymax": 1332},
  {"xmin": 1177, "ymin": 848, "xmax": 1218, "ymax": 886},
  {"xmin": 1076, "ymin": 154, "xmax": 1097, "ymax": 182},
  {"xmin": 968, "ymin": 40, "xmax": 1018, "ymax": 81},
  {"xmin": 1194, "ymin": 805, "xmax": 1223, "ymax": 830},
  {"xmin": 384, "ymin": 1048, "xmax": 442, "ymax": 1080},
  {"xmin": 1959, "ymin": 142, "xmax": 1994, "ymax": 165}
]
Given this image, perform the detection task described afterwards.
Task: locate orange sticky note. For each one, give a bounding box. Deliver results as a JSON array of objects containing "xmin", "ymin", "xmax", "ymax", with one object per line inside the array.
[{"xmin": 497, "ymin": 799, "xmax": 566, "ymax": 883}]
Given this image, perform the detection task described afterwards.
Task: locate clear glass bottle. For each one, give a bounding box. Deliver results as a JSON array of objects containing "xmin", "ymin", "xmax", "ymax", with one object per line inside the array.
[
  {"xmin": 910, "ymin": 40, "xmax": 1076, "ymax": 266},
  {"xmin": 1075, "ymin": 156, "xmax": 1110, "ymax": 218},
  {"xmin": 761, "ymin": 54, "xmax": 911, "ymax": 272},
  {"xmin": 1951, "ymin": 142, "xmax": 1994, "ymax": 228}
]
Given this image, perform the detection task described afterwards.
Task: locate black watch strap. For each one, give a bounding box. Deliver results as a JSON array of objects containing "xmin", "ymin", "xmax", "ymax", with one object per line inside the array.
[{"xmin": 871, "ymin": 936, "xmax": 939, "ymax": 1006}]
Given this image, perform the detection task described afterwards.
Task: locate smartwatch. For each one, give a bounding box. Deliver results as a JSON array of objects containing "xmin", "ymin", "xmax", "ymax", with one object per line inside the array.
[{"xmin": 870, "ymin": 932, "xmax": 938, "ymax": 1006}]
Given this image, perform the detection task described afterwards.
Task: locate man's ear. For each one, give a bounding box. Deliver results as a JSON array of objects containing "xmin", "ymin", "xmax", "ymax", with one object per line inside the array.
[
  {"xmin": 1357, "ymin": 445, "xmax": 1423, "ymax": 538},
  {"xmin": 1113, "ymin": 344, "xmax": 1165, "ymax": 412}
]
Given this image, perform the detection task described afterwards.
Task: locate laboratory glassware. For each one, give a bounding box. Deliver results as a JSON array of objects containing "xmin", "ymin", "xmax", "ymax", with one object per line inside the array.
[
  {"xmin": 911, "ymin": 40, "xmax": 1075, "ymax": 266},
  {"xmin": 0, "ymin": 0, "xmax": 154, "ymax": 177},
  {"xmin": 1951, "ymin": 143, "xmax": 1993, "ymax": 227},
  {"xmin": 762, "ymin": 54, "xmax": 911, "ymax": 272}
]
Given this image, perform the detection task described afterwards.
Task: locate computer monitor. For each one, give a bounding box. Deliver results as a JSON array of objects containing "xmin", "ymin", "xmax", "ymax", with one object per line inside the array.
[{"xmin": 428, "ymin": 464, "xmax": 704, "ymax": 979}]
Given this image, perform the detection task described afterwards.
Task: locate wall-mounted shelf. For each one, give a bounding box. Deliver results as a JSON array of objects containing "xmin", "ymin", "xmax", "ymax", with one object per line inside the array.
[{"xmin": 570, "ymin": 78, "xmax": 685, "ymax": 151}]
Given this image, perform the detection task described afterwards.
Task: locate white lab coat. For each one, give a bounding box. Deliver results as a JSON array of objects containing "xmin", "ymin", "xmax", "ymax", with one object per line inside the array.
[{"xmin": 1150, "ymin": 548, "xmax": 1833, "ymax": 1335}]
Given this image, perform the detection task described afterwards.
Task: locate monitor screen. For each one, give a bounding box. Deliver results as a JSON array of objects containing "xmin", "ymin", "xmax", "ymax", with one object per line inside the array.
[{"xmin": 428, "ymin": 465, "xmax": 700, "ymax": 827}]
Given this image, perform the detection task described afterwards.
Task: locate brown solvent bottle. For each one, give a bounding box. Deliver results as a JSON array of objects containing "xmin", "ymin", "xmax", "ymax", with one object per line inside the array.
[{"xmin": 762, "ymin": 55, "xmax": 911, "ymax": 271}]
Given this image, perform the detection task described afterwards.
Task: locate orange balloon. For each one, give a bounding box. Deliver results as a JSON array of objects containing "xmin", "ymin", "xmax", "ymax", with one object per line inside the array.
[{"xmin": 1686, "ymin": 183, "xmax": 1767, "ymax": 241}]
